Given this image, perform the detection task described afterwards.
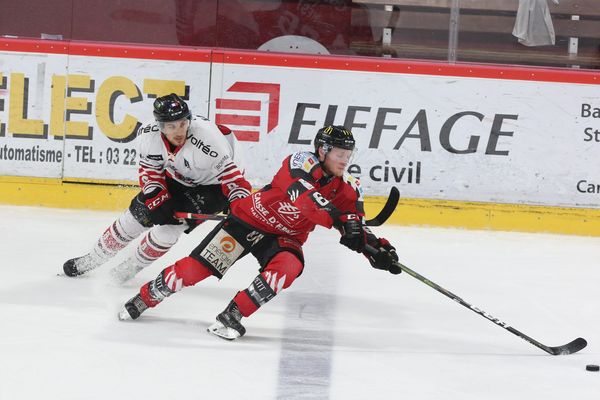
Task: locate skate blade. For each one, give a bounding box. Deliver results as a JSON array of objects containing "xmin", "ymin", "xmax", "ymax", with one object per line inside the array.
[
  {"xmin": 207, "ymin": 321, "xmax": 240, "ymax": 341},
  {"xmin": 117, "ymin": 307, "xmax": 132, "ymax": 321}
]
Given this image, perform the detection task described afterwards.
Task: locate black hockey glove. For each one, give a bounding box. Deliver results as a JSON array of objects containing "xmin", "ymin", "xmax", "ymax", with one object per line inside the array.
[
  {"xmin": 367, "ymin": 238, "xmax": 401, "ymax": 275},
  {"xmin": 335, "ymin": 213, "xmax": 367, "ymax": 253},
  {"xmin": 144, "ymin": 188, "xmax": 178, "ymax": 225}
]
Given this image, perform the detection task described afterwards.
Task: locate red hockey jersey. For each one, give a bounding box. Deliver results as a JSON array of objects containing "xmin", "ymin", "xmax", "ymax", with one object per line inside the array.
[{"xmin": 230, "ymin": 151, "xmax": 365, "ymax": 243}]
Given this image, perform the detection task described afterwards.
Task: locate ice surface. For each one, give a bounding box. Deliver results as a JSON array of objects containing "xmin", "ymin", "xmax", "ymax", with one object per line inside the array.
[{"xmin": 1, "ymin": 205, "xmax": 599, "ymax": 399}]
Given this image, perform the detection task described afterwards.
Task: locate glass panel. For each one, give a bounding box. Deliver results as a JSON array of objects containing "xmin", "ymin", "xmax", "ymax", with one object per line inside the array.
[
  {"xmin": 213, "ymin": 0, "xmax": 357, "ymax": 55},
  {"xmin": 456, "ymin": 0, "xmax": 600, "ymax": 69},
  {"xmin": 0, "ymin": 0, "xmax": 73, "ymax": 40},
  {"xmin": 350, "ymin": 2, "xmax": 451, "ymax": 60},
  {"xmin": 1, "ymin": 0, "xmax": 599, "ymax": 70},
  {"xmin": 70, "ymin": 0, "xmax": 216, "ymax": 46}
]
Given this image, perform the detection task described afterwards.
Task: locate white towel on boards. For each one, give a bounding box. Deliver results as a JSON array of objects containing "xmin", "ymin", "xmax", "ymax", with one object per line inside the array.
[{"xmin": 512, "ymin": 0, "xmax": 560, "ymax": 46}]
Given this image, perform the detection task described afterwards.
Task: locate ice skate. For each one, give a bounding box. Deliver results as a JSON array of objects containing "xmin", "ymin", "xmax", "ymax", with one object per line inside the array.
[
  {"xmin": 118, "ymin": 294, "xmax": 149, "ymax": 321},
  {"xmin": 207, "ymin": 301, "xmax": 246, "ymax": 340},
  {"xmin": 109, "ymin": 258, "xmax": 144, "ymax": 285},
  {"xmin": 63, "ymin": 253, "xmax": 101, "ymax": 277}
]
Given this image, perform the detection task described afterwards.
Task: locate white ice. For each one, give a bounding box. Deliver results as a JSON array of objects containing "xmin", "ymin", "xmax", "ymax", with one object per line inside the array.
[{"xmin": 1, "ymin": 205, "xmax": 599, "ymax": 400}]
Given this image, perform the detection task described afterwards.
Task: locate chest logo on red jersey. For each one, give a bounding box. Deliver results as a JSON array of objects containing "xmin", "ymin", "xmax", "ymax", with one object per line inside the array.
[
  {"xmin": 270, "ymin": 202, "xmax": 302, "ymax": 226},
  {"xmin": 278, "ymin": 202, "xmax": 300, "ymax": 217}
]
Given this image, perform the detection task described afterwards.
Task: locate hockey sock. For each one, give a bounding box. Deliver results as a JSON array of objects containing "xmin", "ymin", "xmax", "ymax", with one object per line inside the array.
[
  {"xmin": 234, "ymin": 252, "xmax": 303, "ymax": 317},
  {"xmin": 92, "ymin": 210, "xmax": 146, "ymax": 264},
  {"xmin": 133, "ymin": 224, "xmax": 186, "ymax": 268},
  {"xmin": 139, "ymin": 257, "xmax": 213, "ymax": 307}
]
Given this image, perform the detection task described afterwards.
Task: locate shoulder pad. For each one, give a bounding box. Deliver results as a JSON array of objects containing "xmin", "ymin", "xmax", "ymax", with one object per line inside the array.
[
  {"xmin": 217, "ymin": 124, "xmax": 232, "ymax": 135},
  {"xmin": 343, "ymin": 172, "xmax": 364, "ymax": 197},
  {"xmin": 289, "ymin": 152, "xmax": 319, "ymax": 174}
]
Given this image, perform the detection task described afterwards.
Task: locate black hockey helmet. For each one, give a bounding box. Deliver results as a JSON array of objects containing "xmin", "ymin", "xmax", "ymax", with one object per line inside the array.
[
  {"xmin": 314, "ymin": 125, "xmax": 356, "ymax": 154},
  {"xmin": 153, "ymin": 93, "xmax": 191, "ymax": 122}
]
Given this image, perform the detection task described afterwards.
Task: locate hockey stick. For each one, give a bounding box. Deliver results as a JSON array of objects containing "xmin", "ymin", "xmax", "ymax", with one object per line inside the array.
[
  {"xmin": 175, "ymin": 187, "xmax": 400, "ymax": 226},
  {"xmin": 365, "ymin": 186, "xmax": 399, "ymax": 227},
  {"xmin": 365, "ymin": 244, "xmax": 587, "ymax": 355},
  {"xmin": 174, "ymin": 211, "xmax": 226, "ymax": 221}
]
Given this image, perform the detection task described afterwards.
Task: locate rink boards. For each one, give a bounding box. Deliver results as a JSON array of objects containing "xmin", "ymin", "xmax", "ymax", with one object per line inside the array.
[
  {"xmin": 1, "ymin": 38, "xmax": 600, "ymax": 235},
  {"xmin": 3, "ymin": 175, "xmax": 600, "ymax": 236}
]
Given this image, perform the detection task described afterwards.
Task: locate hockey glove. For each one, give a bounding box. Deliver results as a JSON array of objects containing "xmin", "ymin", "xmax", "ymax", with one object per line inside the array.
[
  {"xmin": 367, "ymin": 238, "xmax": 401, "ymax": 274},
  {"xmin": 335, "ymin": 214, "xmax": 367, "ymax": 253},
  {"xmin": 144, "ymin": 188, "xmax": 177, "ymax": 225}
]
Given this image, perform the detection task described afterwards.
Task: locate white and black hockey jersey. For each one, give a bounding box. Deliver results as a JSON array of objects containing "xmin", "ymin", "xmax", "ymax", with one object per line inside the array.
[{"xmin": 136, "ymin": 116, "xmax": 251, "ymax": 202}]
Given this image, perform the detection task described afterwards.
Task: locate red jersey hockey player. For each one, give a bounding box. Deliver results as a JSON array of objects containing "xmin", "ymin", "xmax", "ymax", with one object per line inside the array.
[
  {"xmin": 118, "ymin": 125, "xmax": 401, "ymax": 339},
  {"xmin": 62, "ymin": 93, "xmax": 251, "ymax": 283}
]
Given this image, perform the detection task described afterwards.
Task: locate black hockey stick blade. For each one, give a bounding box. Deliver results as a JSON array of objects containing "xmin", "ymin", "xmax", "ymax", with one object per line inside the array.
[
  {"xmin": 366, "ymin": 187, "xmax": 400, "ymax": 227},
  {"xmin": 547, "ymin": 337, "xmax": 587, "ymax": 355}
]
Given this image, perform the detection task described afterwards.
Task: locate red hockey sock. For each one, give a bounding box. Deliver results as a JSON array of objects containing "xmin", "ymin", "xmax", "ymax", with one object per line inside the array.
[
  {"xmin": 139, "ymin": 256, "xmax": 213, "ymax": 308},
  {"xmin": 234, "ymin": 252, "xmax": 303, "ymax": 317},
  {"xmin": 139, "ymin": 282, "xmax": 158, "ymax": 307},
  {"xmin": 233, "ymin": 291, "xmax": 258, "ymax": 317},
  {"xmin": 173, "ymin": 256, "xmax": 213, "ymax": 286}
]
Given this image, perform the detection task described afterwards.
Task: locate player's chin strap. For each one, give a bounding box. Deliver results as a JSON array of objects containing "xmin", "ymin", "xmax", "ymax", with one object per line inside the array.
[{"xmin": 363, "ymin": 243, "xmax": 586, "ymax": 356}]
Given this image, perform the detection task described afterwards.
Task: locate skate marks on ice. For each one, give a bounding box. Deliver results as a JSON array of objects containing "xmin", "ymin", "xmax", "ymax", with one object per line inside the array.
[{"xmin": 276, "ymin": 292, "xmax": 337, "ymax": 400}]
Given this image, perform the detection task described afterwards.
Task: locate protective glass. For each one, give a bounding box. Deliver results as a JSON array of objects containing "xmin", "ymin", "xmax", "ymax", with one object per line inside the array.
[{"xmin": 326, "ymin": 146, "xmax": 356, "ymax": 163}]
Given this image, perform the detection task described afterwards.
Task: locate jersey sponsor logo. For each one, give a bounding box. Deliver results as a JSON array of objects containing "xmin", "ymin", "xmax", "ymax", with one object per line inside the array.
[
  {"xmin": 298, "ymin": 178, "xmax": 314, "ymax": 190},
  {"xmin": 214, "ymin": 154, "xmax": 231, "ymax": 171},
  {"xmin": 290, "ymin": 153, "xmax": 305, "ymax": 169},
  {"xmin": 251, "ymin": 191, "xmax": 272, "ymax": 222},
  {"xmin": 286, "ymin": 179, "xmax": 312, "ymax": 202},
  {"xmin": 214, "ymin": 82, "xmax": 280, "ymax": 142},
  {"xmin": 147, "ymin": 154, "xmax": 164, "ymax": 161},
  {"xmin": 219, "ymin": 236, "xmax": 237, "ymax": 253},
  {"xmin": 251, "ymin": 192, "xmax": 302, "ymax": 235},
  {"xmin": 290, "ymin": 153, "xmax": 318, "ymax": 173},
  {"xmin": 277, "ymin": 202, "xmax": 300, "ymax": 219},
  {"xmin": 245, "ymin": 231, "xmax": 264, "ymax": 246},
  {"xmin": 268, "ymin": 201, "xmax": 304, "ymax": 228},
  {"xmin": 200, "ymin": 230, "xmax": 244, "ymax": 275},
  {"xmin": 139, "ymin": 123, "xmax": 160, "ymax": 135},
  {"xmin": 343, "ymin": 172, "xmax": 364, "ymax": 199},
  {"xmin": 183, "ymin": 158, "xmax": 190, "ymax": 169},
  {"xmin": 288, "ymin": 189, "xmax": 300, "ymax": 202},
  {"xmin": 187, "ymin": 134, "xmax": 219, "ymax": 157},
  {"xmin": 302, "ymin": 157, "xmax": 316, "ymax": 172}
]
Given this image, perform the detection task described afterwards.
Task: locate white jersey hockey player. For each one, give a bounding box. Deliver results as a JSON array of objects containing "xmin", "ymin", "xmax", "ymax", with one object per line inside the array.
[{"xmin": 63, "ymin": 93, "xmax": 252, "ymax": 283}]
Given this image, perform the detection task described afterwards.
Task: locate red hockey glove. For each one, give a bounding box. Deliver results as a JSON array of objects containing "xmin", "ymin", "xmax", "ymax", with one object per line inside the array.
[
  {"xmin": 144, "ymin": 188, "xmax": 177, "ymax": 225},
  {"xmin": 367, "ymin": 238, "xmax": 401, "ymax": 274},
  {"xmin": 335, "ymin": 213, "xmax": 367, "ymax": 253}
]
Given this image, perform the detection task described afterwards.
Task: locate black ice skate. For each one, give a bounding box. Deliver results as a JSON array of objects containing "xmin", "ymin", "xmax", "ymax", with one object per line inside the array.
[
  {"xmin": 207, "ymin": 301, "xmax": 246, "ymax": 340},
  {"xmin": 63, "ymin": 254, "xmax": 100, "ymax": 277},
  {"xmin": 118, "ymin": 294, "xmax": 149, "ymax": 321}
]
